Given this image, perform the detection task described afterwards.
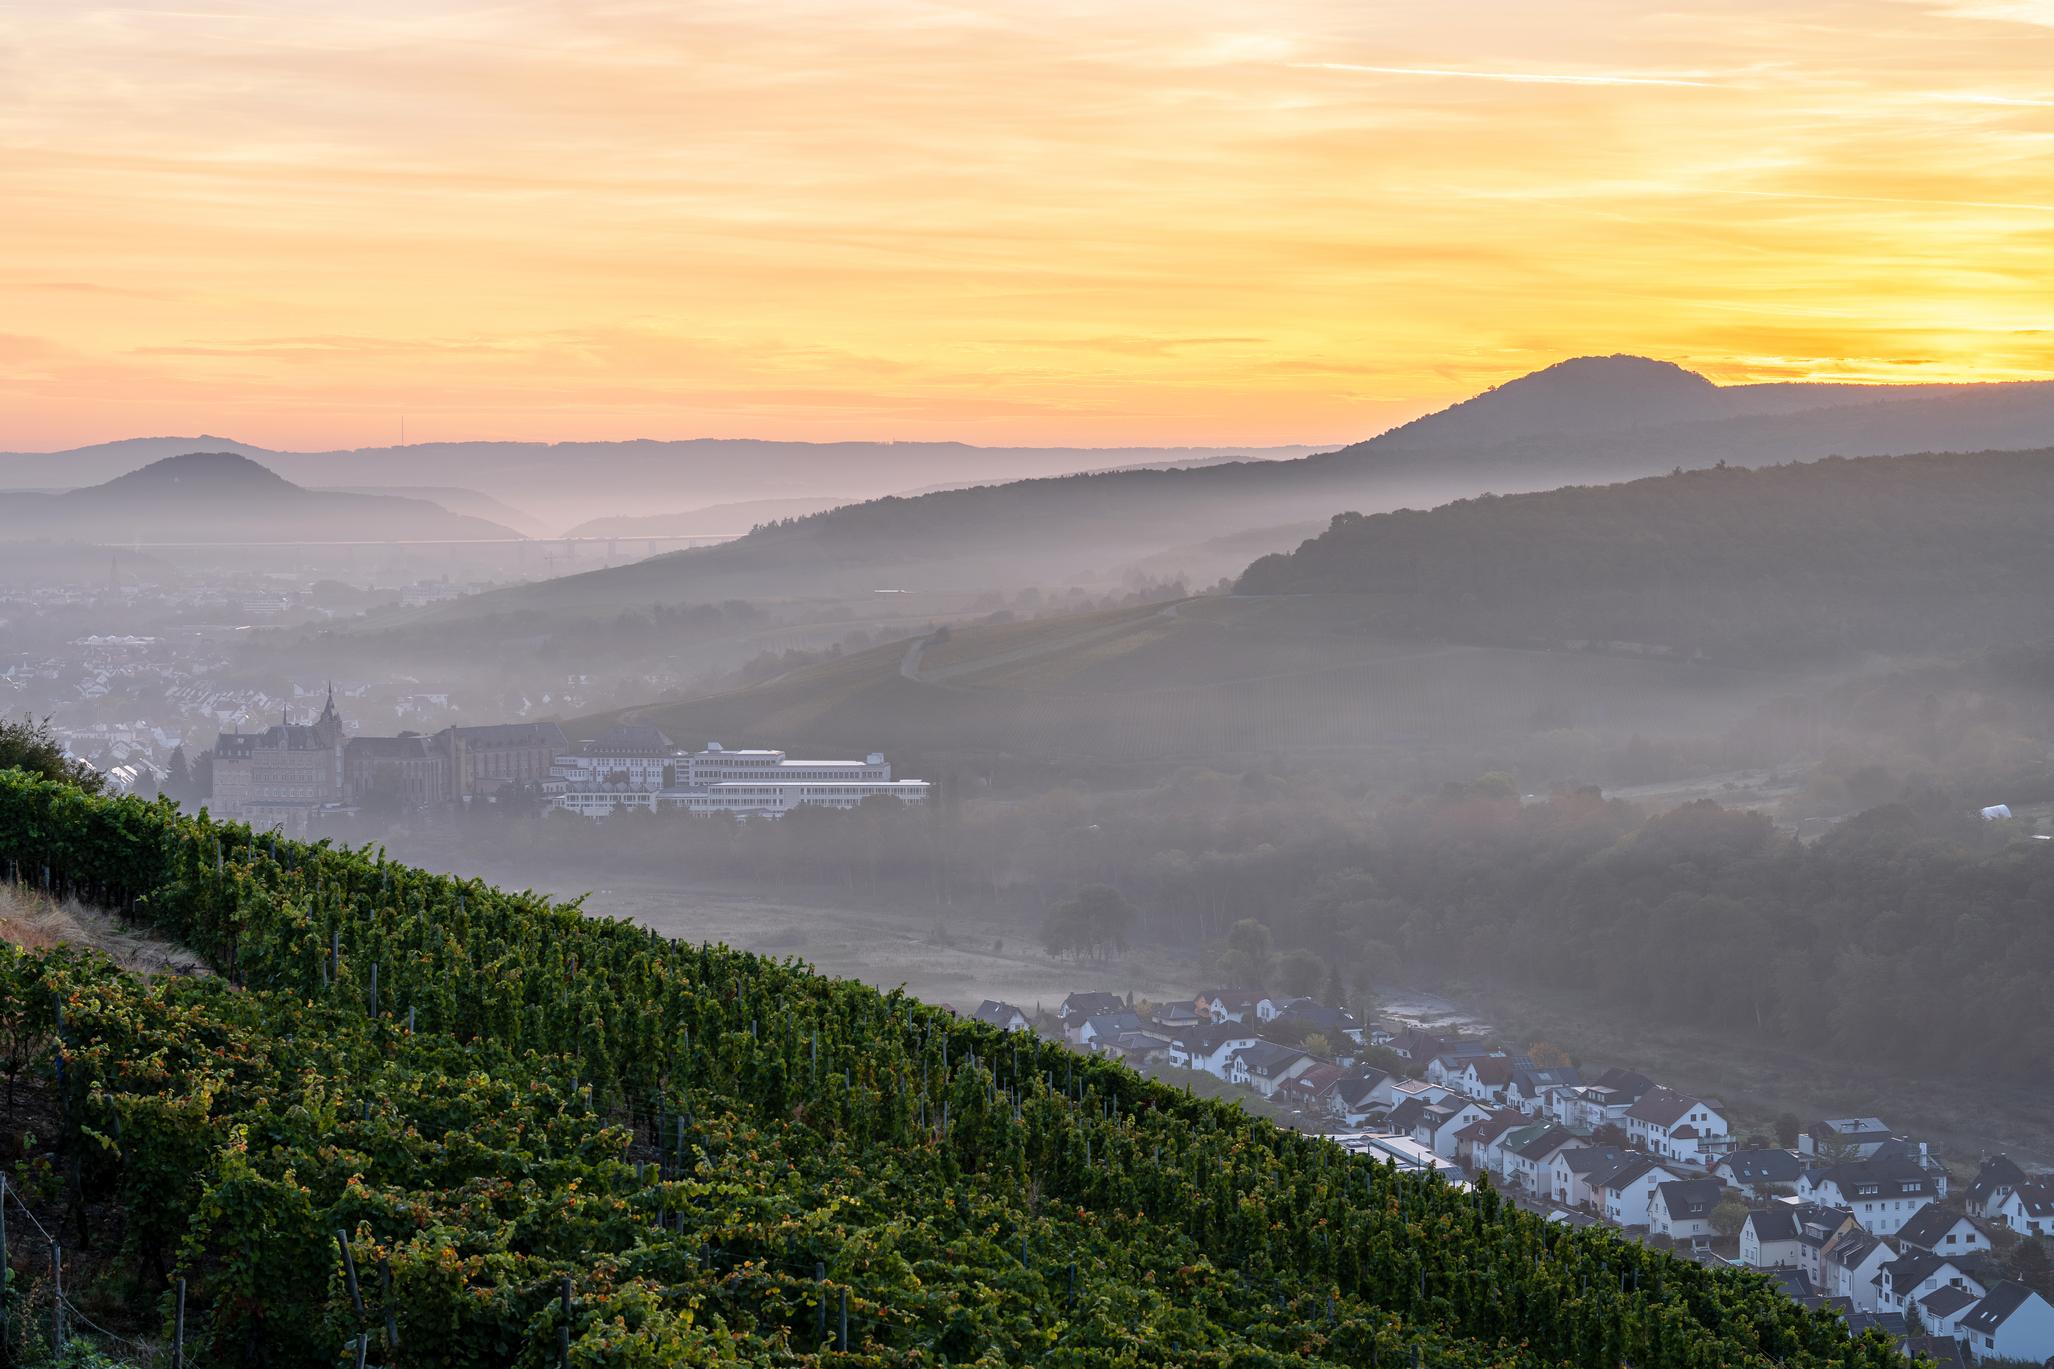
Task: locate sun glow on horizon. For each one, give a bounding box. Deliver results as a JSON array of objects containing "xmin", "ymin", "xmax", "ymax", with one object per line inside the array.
[{"xmin": 4, "ymin": 0, "xmax": 2054, "ymax": 450}]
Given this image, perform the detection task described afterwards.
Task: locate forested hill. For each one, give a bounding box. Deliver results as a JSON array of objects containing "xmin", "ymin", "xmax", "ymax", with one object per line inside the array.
[
  {"xmin": 1237, "ymin": 448, "xmax": 2054, "ymax": 664},
  {"xmin": 0, "ymin": 769, "xmax": 1915, "ymax": 1366}
]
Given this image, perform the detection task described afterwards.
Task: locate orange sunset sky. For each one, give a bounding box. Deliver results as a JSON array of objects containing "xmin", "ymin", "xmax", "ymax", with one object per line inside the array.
[{"xmin": 5, "ymin": 0, "xmax": 2054, "ymax": 451}]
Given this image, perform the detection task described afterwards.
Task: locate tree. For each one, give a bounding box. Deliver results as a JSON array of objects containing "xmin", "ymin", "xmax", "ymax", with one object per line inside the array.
[
  {"xmin": 1042, "ymin": 885, "xmax": 1135, "ymax": 963},
  {"xmin": 2010, "ymin": 1239, "xmax": 2053, "ymax": 1298},
  {"xmin": 1774, "ymin": 1112, "xmax": 1802, "ymax": 1149},
  {"xmin": 1275, "ymin": 949, "xmax": 1324, "ymax": 999},
  {"xmin": 0, "ymin": 716, "xmax": 101, "ymax": 792},
  {"xmin": 1300, "ymin": 1031, "xmax": 1334, "ymax": 1060},
  {"xmin": 1215, "ymin": 918, "xmax": 1274, "ymax": 988},
  {"xmin": 1711, "ymin": 1194, "xmax": 1750, "ymax": 1240},
  {"xmin": 1320, "ymin": 962, "xmax": 1347, "ymax": 1011}
]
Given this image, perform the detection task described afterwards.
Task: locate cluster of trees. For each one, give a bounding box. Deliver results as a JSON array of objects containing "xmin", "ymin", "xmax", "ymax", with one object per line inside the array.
[
  {"xmin": 0, "ymin": 769, "xmax": 1922, "ymax": 1367},
  {"xmin": 383, "ymin": 761, "xmax": 2054, "ymax": 1081},
  {"xmin": 0, "ymin": 716, "xmax": 101, "ymax": 793},
  {"xmin": 1238, "ymin": 450, "xmax": 2054, "ymax": 664}
]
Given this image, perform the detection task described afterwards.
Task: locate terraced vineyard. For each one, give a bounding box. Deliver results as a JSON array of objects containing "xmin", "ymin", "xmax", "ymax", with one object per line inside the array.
[{"xmin": 0, "ymin": 770, "xmax": 1914, "ymax": 1366}]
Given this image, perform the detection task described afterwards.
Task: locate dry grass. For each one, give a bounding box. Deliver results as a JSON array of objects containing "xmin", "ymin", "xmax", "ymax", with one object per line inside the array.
[{"xmin": 0, "ymin": 882, "xmax": 208, "ymax": 977}]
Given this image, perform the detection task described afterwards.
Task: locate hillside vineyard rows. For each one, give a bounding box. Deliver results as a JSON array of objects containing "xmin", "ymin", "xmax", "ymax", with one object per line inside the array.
[{"xmin": 0, "ymin": 771, "xmax": 1918, "ymax": 1366}]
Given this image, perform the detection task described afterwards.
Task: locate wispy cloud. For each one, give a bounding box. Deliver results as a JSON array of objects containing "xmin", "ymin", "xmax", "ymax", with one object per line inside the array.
[{"xmin": 1290, "ymin": 62, "xmax": 1722, "ymax": 89}]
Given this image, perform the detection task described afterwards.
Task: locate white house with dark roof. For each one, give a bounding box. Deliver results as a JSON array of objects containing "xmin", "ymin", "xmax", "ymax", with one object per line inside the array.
[
  {"xmin": 1454, "ymin": 1056, "xmax": 1516, "ymax": 1104},
  {"xmin": 1964, "ymin": 1154, "xmax": 2029, "ymax": 1223},
  {"xmin": 1164, "ymin": 1023, "xmax": 1259, "ymax": 1078},
  {"xmin": 1739, "ymin": 1203, "xmax": 1853, "ymax": 1270},
  {"xmin": 1874, "ymin": 1251, "xmax": 1986, "ymax": 1315},
  {"xmin": 1893, "ymin": 1203, "xmax": 1990, "ymax": 1258},
  {"xmin": 1648, "ymin": 1179, "xmax": 1726, "ymax": 1247},
  {"xmin": 1913, "ymin": 1284, "xmax": 1981, "ymax": 1340},
  {"xmin": 1591, "ymin": 1155, "xmax": 1682, "ymax": 1229},
  {"xmin": 1058, "ymin": 992, "xmax": 1125, "ymax": 1026},
  {"xmin": 1074, "ymin": 1010, "xmax": 1145, "ymax": 1052},
  {"xmin": 1228, "ymin": 1041, "xmax": 1316, "ymax": 1098},
  {"xmin": 1196, "ymin": 989, "xmax": 1263, "ymax": 1024},
  {"xmin": 1797, "ymin": 1157, "xmax": 1939, "ymax": 1235},
  {"xmin": 1798, "ymin": 1117, "xmax": 1895, "ymax": 1159},
  {"xmin": 1421, "ymin": 1100, "xmax": 1493, "ymax": 1159},
  {"xmin": 1506, "ymin": 1066, "xmax": 1581, "ymax": 1117},
  {"xmin": 1956, "ymin": 1282, "xmax": 2054, "ymax": 1364},
  {"xmin": 1993, "ymin": 1175, "xmax": 2054, "ymax": 1237},
  {"xmin": 1504, "ymin": 1125, "xmax": 1582, "ymax": 1195},
  {"xmin": 1623, "ymin": 1087, "xmax": 1732, "ymax": 1164},
  {"xmin": 1325, "ymin": 1069, "xmax": 1395, "ymax": 1127},
  {"xmin": 1550, "ymin": 1145, "xmax": 1627, "ymax": 1209},
  {"xmin": 970, "ymin": 1000, "xmax": 1030, "ymax": 1032},
  {"xmin": 1714, "ymin": 1148, "xmax": 1804, "ymax": 1194},
  {"xmin": 1818, "ymin": 1228, "xmax": 1892, "ymax": 1312}
]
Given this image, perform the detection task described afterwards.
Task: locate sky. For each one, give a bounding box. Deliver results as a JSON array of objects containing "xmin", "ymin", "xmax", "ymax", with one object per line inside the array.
[{"xmin": 4, "ymin": 0, "xmax": 2054, "ymax": 451}]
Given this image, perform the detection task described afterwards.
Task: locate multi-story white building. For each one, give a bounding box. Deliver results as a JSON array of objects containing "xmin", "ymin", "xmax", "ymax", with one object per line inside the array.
[{"xmin": 549, "ymin": 736, "xmax": 925, "ymax": 817}]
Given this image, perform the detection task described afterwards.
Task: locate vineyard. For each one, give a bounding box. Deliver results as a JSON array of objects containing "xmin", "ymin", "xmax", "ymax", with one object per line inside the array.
[{"xmin": 0, "ymin": 769, "xmax": 1919, "ymax": 1367}]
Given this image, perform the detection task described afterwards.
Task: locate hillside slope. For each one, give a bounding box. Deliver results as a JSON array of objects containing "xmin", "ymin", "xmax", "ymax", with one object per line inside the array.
[
  {"xmin": 1239, "ymin": 447, "xmax": 2054, "ymax": 663},
  {"xmin": 0, "ymin": 770, "xmax": 1923, "ymax": 1368},
  {"xmin": 0, "ymin": 452, "xmax": 522, "ymax": 544},
  {"xmin": 386, "ymin": 356, "xmax": 2054, "ymax": 626}
]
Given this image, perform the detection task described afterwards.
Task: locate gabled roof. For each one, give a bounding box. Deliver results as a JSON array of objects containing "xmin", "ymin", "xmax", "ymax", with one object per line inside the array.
[
  {"xmin": 1654, "ymin": 1179, "xmax": 1725, "ymax": 1220},
  {"xmin": 1060, "ymin": 991, "xmax": 1125, "ymax": 1019},
  {"xmin": 1807, "ymin": 1156, "xmax": 1934, "ymax": 1196},
  {"xmin": 1513, "ymin": 1125, "xmax": 1579, "ymax": 1163},
  {"xmin": 1282, "ymin": 1062, "xmax": 1348, "ymax": 1096},
  {"xmin": 1626, "ymin": 1086, "xmax": 1714, "ymax": 1129},
  {"xmin": 1510, "ymin": 1065, "xmax": 1581, "ymax": 1095},
  {"xmin": 1879, "ymin": 1250, "xmax": 1954, "ymax": 1292},
  {"xmin": 1899, "ymin": 1337, "xmax": 1967, "ymax": 1369},
  {"xmin": 1231, "ymin": 1041, "xmax": 1308, "ymax": 1076},
  {"xmin": 1917, "ymin": 1285, "xmax": 1979, "ymax": 1319},
  {"xmin": 1387, "ymin": 1096, "xmax": 1438, "ymax": 1131},
  {"xmin": 1967, "ymin": 1154, "xmax": 2029, "ymax": 1204},
  {"xmin": 1591, "ymin": 1155, "xmax": 1668, "ymax": 1192},
  {"xmin": 1169, "ymin": 1023, "xmax": 1258, "ymax": 1053},
  {"xmin": 1464, "ymin": 1057, "xmax": 1515, "ymax": 1085},
  {"xmin": 1329, "ymin": 1070, "xmax": 1391, "ymax": 1107},
  {"xmin": 1959, "ymin": 1281, "xmax": 2040, "ymax": 1335},
  {"xmin": 1745, "ymin": 1206, "xmax": 1801, "ymax": 1243},
  {"xmin": 1590, "ymin": 1066, "xmax": 1655, "ymax": 1099},
  {"xmin": 2011, "ymin": 1175, "xmax": 2054, "ymax": 1217},
  {"xmin": 1080, "ymin": 1010, "xmax": 1144, "ymax": 1038},
  {"xmin": 1718, "ymin": 1148, "xmax": 1804, "ymax": 1186},
  {"xmin": 1895, "ymin": 1203, "xmax": 1977, "ymax": 1252},
  {"xmin": 1765, "ymin": 1268, "xmax": 1813, "ymax": 1300},
  {"xmin": 1823, "ymin": 1229, "xmax": 1883, "ymax": 1265},
  {"xmin": 970, "ymin": 1000, "xmax": 1027, "ymax": 1028},
  {"xmin": 1557, "ymin": 1145, "xmax": 1627, "ymax": 1177}
]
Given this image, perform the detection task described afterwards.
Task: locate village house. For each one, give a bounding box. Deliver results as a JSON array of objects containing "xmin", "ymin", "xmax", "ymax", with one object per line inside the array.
[
  {"xmin": 1894, "ymin": 1204, "xmax": 1992, "ymax": 1258},
  {"xmin": 1715, "ymin": 1148, "xmax": 1805, "ymax": 1195},
  {"xmin": 1506, "ymin": 1065, "xmax": 1581, "ymax": 1117},
  {"xmin": 1058, "ymin": 992, "xmax": 1125, "ymax": 1028},
  {"xmin": 1271, "ymin": 999, "xmax": 1365, "ymax": 1045},
  {"xmin": 1875, "ymin": 1250, "xmax": 1986, "ymax": 1315},
  {"xmin": 1623, "ymin": 1086, "xmax": 1733, "ymax": 1164},
  {"xmin": 1276, "ymin": 1061, "xmax": 1349, "ymax": 1113},
  {"xmin": 1817, "ymin": 1228, "xmax": 1894, "ymax": 1313},
  {"xmin": 1166, "ymin": 1023, "xmax": 1260, "ymax": 1078},
  {"xmin": 1504, "ymin": 1125, "xmax": 1582, "ymax": 1196},
  {"xmin": 1797, "ymin": 1157, "xmax": 1939, "ymax": 1236},
  {"xmin": 1740, "ymin": 1203, "xmax": 1854, "ymax": 1270},
  {"xmin": 1420, "ymin": 1100, "xmax": 1494, "ymax": 1160},
  {"xmin": 1799, "ymin": 1117, "xmax": 1897, "ymax": 1159},
  {"xmin": 1074, "ymin": 1009, "xmax": 1146, "ymax": 1052},
  {"xmin": 970, "ymin": 1000, "xmax": 1030, "ymax": 1032},
  {"xmin": 1964, "ymin": 1155, "xmax": 2030, "ymax": 1224},
  {"xmin": 1912, "ymin": 1284, "xmax": 1983, "ymax": 1341},
  {"xmin": 1992, "ymin": 1176, "xmax": 2054, "ymax": 1237},
  {"xmin": 1149, "ymin": 1001, "xmax": 1203, "ymax": 1030},
  {"xmin": 1591, "ymin": 1155, "xmax": 1682, "ymax": 1229},
  {"xmin": 1647, "ymin": 1179, "xmax": 1726, "ymax": 1248},
  {"xmin": 1453, "ymin": 1111, "xmax": 1528, "ymax": 1172},
  {"xmin": 1453, "ymin": 1056, "xmax": 1517, "ymax": 1105},
  {"xmin": 1957, "ymin": 1282, "xmax": 2054, "ymax": 1364},
  {"xmin": 1550, "ymin": 1145, "xmax": 1627, "ymax": 1210},
  {"xmin": 1228, "ymin": 1041, "xmax": 1316, "ymax": 1098},
  {"xmin": 1325, "ymin": 1069, "xmax": 1395, "ymax": 1127},
  {"xmin": 1197, "ymin": 989, "xmax": 1264, "ymax": 1024}
]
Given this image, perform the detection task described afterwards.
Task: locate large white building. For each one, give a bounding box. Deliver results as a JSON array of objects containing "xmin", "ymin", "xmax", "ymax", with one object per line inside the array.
[{"xmin": 550, "ymin": 732, "xmax": 926, "ymax": 817}]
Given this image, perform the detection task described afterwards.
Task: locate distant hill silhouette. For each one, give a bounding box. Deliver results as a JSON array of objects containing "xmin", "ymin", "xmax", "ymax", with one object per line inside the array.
[
  {"xmin": 391, "ymin": 356, "xmax": 2054, "ymax": 625},
  {"xmin": 0, "ymin": 452, "xmax": 522, "ymax": 545},
  {"xmin": 0, "ymin": 437, "xmax": 1326, "ymax": 533}
]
